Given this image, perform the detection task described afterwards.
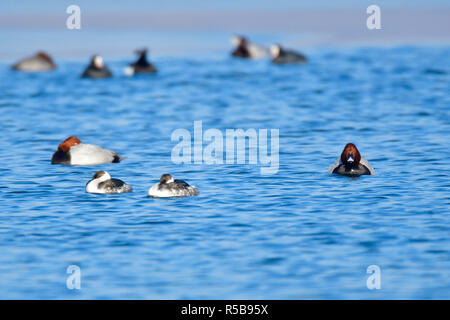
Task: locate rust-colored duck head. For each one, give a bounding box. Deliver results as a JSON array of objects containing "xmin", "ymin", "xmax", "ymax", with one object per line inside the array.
[
  {"xmin": 340, "ymin": 143, "xmax": 361, "ymax": 166},
  {"xmin": 35, "ymin": 52, "xmax": 54, "ymax": 64},
  {"xmin": 58, "ymin": 136, "xmax": 81, "ymax": 152}
]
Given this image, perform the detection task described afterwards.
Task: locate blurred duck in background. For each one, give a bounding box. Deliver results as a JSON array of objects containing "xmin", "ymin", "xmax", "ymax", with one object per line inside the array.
[
  {"xmin": 81, "ymin": 55, "xmax": 113, "ymax": 78},
  {"xmin": 230, "ymin": 35, "xmax": 269, "ymax": 59},
  {"xmin": 270, "ymin": 44, "xmax": 307, "ymax": 64},
  {"xmin": 124, "ymin": 48, "xmax": 157, "ymax": 76},
  {"xmin": 11, "ymin": 51, "xmax": 56, "ymax": 71}
]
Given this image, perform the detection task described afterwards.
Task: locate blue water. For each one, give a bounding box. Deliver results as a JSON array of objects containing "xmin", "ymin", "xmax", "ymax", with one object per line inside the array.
[{"xmin": 0, "ymin": 46, "xmax": 449, "ymax": 299}]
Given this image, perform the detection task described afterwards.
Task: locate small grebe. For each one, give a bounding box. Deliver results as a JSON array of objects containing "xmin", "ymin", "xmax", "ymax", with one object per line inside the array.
[
  {"xmin": 86, "ymin": 171, "xmax": 132, "ymax": 194},
  {"xmin": 148, "ymin": 174, "xmax": 199, "ymax": 198}
]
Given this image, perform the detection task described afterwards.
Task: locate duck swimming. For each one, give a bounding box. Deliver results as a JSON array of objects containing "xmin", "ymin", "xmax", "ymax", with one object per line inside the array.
[
  {"xmin": 148, "ymin": 174, "xmax": 199, "ymax": 198},
  {"xmin": 328, "ymin": 143, "xmax": 375, "ymax": 177},
  {"xmin": 230, "ymin": 35, "xmax": 269, "ymax": 59},
  {"xmin": 11, "ymin": 51, "xmax": 56, "ymax": 71},
  {"xmin": 81, "ymin": 55, "xmax": 112, "ymax": 78},
  {"xmin": 270, "ymin": 44, "xmax": 307, "ymax": 64},
  {"xmin": 124, "ymin": 48, "xmax": 157, "ymax": 75},
  {"xmin": 86, "ymin": 171, "xmax": 132, "ymax": 194},
  {"xmin": 51, "ymin": 136, "xmax": 122, "ymax": 165}
]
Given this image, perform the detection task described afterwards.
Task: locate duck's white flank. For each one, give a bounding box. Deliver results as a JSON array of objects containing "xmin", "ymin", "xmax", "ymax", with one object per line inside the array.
[{"xmin": 70, "ymin": 144, "xmax": 118, "ymax": 165}]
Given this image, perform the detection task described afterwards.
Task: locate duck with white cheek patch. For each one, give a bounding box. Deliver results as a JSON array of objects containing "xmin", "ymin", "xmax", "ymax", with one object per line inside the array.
[
  {"xmin": 81, "ymin": 55, "xmax": 113, "ymax": 79},
  {"xmin": 148, "ymin": 174, "xmax": 199, "ymax": 198},
  {"xmin": 86, "ymin": 171, "xmax": 132, "ymax": 194}
]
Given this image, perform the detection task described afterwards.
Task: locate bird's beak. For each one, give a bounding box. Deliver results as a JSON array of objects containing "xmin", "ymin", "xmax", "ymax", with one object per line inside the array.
[{"xmin": 347, "ymin": 155, "xmax": 354, "ymax": 163}]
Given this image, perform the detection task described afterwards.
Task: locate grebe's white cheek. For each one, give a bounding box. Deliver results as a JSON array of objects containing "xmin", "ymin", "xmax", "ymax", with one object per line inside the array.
[
  {"xmin": 230, "ymin": 36, "xmax": 240, "ymax": 46},
  {"xmin": 99, "ymin": 172, "xmax": 111, "ymax": 182},
  {"xmin": 167, "ymin": 178, "xmax": 174, "ymax": 183},
  {"xmin": 270, "ymin": 45, "xmax": 280, "ymax": 58},
  {"xmin": 94, "ymin": 56, "xmax": 104, "ymax": 68}
]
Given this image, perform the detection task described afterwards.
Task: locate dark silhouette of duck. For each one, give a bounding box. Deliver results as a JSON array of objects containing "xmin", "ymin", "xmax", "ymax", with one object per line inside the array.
[
  {"xmin": 125, "ymin": 48, "xmax": 157, "ymax": 75},
  {"xmin": 231, "ymin": 37, "xmax": 250, "ymax": 58},
  {"xmin": 230, "ymin": 35, "xmax": 269, "ymax": 59}
]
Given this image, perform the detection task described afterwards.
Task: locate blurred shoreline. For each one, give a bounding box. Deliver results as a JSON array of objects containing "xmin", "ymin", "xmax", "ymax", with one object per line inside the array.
[{"xmin": 1, "ymin": 8, "xmax": 449, "ymax": 59}]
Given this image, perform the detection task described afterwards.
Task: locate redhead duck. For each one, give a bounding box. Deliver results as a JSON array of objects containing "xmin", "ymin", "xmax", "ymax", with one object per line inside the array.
[
  {"xmin": 230, "ymin": 35, "xmax": 269, "ymax": 59},
  {"xmin": 51, "ymin": 136, "xmax": 122, "ymax": 165},
  {"xmin": 11, "ymin": 51, "xmax": 56, "ymax": 71},
  {"xmin": 81, "ymin": 55, "xmax": 112, "ymax": 78},
  {"xmin": 148, "ymin": 174, "xmax": 199, "ymax": 198},
  {"xmin": 86, "ymin": 171, "xmax": 132, "ymax": 194},
  {"xmin": 328, "ymin": 143, "xmax": 374, "ymax": 177},
  {"xmin": 270, "ymin": 44, "xmax": 307, "ymax": 64}
]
